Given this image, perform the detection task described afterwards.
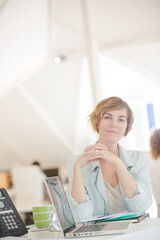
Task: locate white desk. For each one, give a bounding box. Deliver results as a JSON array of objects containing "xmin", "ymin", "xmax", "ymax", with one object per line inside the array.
[{"xmin": 2, "ymin": 218, "xmax": 160, "ymax": 240}]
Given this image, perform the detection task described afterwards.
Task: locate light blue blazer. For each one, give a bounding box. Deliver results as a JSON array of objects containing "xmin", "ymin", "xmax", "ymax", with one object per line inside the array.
[{"xmin": 66, "ymin": 145, "xmax": 153, "ymax": 221}]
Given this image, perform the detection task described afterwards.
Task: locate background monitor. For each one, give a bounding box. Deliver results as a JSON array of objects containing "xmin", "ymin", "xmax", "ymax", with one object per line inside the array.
[{"xmin": 43, "ymin": 168, "xmax": 59, "ymax": 178}]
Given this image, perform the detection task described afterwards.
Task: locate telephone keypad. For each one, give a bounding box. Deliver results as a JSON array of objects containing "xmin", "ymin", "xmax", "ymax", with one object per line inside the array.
[
  {"xmin": 2, "ymin": 215, "xmax": 18, "ymax": 230},
  {"xmin": 0, "ymin": 213, "xmax": 21, "ymax": 234},
  {"xmin": 0, "ymin": 188, "xmax": 28, "ymax": 237}
]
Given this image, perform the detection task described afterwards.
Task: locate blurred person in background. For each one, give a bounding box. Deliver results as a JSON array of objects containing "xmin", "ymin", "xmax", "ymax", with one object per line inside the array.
[
  {"xmin": 150, "ymin": 129, "xmax": 160, "ymax": 217},
  {"xmin": 32, "ymin": 160, "xmax": 48, "ymax": 200}
]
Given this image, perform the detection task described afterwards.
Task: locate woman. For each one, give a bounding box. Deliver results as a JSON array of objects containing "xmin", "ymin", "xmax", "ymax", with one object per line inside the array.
[
  {"xmin": 67, "ymin": 97, "xmax": 152, "ymax": 221},
  {"xmin": 150, "ymin": 129, "xmax": 160, "ymax": 217}
]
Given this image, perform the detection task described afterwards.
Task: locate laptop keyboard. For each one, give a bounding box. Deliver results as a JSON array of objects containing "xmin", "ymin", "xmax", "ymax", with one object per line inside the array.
[{"xmin": 74, "ymin": 224, "xmax": 106, "ymax": 233}]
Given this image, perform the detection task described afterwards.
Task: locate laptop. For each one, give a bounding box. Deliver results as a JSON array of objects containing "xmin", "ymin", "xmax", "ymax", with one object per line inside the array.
[{"xmin": 45, "ymin": 176, "xmax": 131, "ymax": 238}]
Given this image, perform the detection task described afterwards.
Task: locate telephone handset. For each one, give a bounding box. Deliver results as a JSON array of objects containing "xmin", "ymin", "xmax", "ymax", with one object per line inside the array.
[{"xmin": 0, "ymin": 188, "xmax": 28, "ymax": 238}]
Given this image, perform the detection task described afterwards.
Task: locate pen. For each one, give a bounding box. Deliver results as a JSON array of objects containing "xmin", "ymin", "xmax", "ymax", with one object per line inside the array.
[{"xmin": 97, "ymin": 211, "xmax": 128, "ymax": 219}]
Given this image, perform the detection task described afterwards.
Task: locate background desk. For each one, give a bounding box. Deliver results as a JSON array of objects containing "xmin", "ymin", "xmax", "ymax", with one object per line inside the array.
[{"xmin": 2, "ymin": 218, "xmax": 160, "ymax": 240}]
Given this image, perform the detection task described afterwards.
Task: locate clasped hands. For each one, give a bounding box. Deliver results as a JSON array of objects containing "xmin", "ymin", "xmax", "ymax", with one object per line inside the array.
[{"xmin": 75, "ymin": 143, "xmax": 119, "ymax": 169}]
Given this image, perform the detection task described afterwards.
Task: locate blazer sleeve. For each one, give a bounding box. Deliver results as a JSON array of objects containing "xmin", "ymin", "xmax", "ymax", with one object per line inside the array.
[
  {"xmin": 66, "ymin": 155, "xmax": 94, "ymax": 221},
  {"xmin": 122, "ymin": 152, "xmax": 153, "ymax": 212}
]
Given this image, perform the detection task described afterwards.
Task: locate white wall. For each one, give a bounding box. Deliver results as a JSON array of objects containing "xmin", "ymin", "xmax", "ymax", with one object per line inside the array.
[{"xmin": 0, "ymin": 0, "xmax": 49, "ymax": 93}]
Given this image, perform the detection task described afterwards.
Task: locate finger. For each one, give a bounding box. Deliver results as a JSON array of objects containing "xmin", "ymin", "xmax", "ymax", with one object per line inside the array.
[
  {"xmin": 84, "ymin": 144, "xmax": 95, "ymax": 153},
  {"xmin": 87, "ymin": 156, "xmax": 102, "ymax": 162},
  {"xmin": 86, "ymin": 159, "xmax": 101, "ymax": 164},
  {"xmin": 84, "ymin": 143, "xmax": 107, "ymax": 154},
  {"xmin": 85, "ymin": 150, "xmax": 104, "ymax": 159},
  {"xmin": 95, "ymin": 143, "xmax": 108, "ymax": 149},
  {"xmin": 95, "ymin": 146, "xmax": 108, "ymax": 151},
  {"xmin": 84, "ymin": 148, "xmax": 105, "ymax": 156},
  {"xmin": 84, "ymin": 144, "xmax": 107, "ymax": 156}
]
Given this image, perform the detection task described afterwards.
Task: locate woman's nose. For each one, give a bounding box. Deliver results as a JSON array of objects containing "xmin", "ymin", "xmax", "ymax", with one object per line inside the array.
[{"xmin": 110, "ymin": 119, "xmax": 117, "ymax": 127}]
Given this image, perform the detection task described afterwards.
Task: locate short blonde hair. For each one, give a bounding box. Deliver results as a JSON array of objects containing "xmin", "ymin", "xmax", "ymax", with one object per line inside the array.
[
  {"xmin": 150, "ymin": 129, "xmax": 160, "ymax": 160},
  {"xmin": 89, "ymin": 96, "xmax": 134, "ymax": 136}
]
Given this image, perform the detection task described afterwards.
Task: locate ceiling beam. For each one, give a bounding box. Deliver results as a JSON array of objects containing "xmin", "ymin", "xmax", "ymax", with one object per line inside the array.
[
  {"xmin": 0, "ymin": 0, "xmax": 9, "ymax": 14},
  {"xmin": 17, "ymin": 85, "xmax": 74, "ymax": 154},
  {"xmin": 81, "ymin": 0, "xmax": 102, "ymax": 105},
  {"xmin": 52, "ymin": 17, "xmax": 83, "ymax": 36},
  {"xmin": 108, "ymin": 53, "xmax": 160, "ymax": 84},
  {"xmin": 64, "ymin": 33, "xmax": 160, "ymax": 57},
  {"xmin": 0, "ymin": 57, "xmax": 51, "ymax": 99},
  {"xmin": 47, "ymin": 0, "xmax": 52, "ymax": 57},
  {"xmin": 101, "ymin": 34, "xmax": 160, "ymax": 51}
]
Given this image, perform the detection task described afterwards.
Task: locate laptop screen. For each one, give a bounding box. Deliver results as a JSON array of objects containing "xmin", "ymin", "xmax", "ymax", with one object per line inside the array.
[{"xmin": 45, "ymin": 177, "xmax": 75, "ymax": 232}]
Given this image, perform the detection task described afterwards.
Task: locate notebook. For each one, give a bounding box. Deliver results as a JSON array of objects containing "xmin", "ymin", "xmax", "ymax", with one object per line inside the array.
[
  {"xmin": 44, "ymin": 176, "xmax": 131, "ymax": 238},
  {"xmin": 97, "ymin": 212, "xmax": 150, "ymax": 223}
]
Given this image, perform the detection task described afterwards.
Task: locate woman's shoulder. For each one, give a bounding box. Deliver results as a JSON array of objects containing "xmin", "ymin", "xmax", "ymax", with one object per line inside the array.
[
  {"xmin": 126, "ymin": 149, "xmax": 147, "ymax": 158},
  {"xmin": 119, "ymin": 145, "xmax": 149, "ymax": 167},
  {"xmin": 120, "ymin": 144, "xmax": 147, "ymax": 156}
]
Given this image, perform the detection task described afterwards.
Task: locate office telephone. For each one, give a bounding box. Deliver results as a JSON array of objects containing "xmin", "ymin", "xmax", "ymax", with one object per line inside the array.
[{"xmin": 0, "ymin": 188, "xmax": 28, "ymax": 237}]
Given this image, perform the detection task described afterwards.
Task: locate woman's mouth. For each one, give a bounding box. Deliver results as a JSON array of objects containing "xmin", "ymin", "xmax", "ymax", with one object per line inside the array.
[{"xmin": 106, "ymin": 130, "xmax": 118, "ymax": 134}]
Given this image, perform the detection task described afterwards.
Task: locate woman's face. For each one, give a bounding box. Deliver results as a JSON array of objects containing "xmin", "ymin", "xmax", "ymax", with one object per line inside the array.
[{"xmin": 98, "ymin": 108, "xmax": 128, "ymax": 144}]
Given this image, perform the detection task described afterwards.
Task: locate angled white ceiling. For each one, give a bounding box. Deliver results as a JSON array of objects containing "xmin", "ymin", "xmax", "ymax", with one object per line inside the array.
[
  {"xmin": 0, "ymin": 0, "xmax": 160, "ymax": 171},
  {"xmin": 51, "ymin": 0, "xmax": 160, "ymax": 55}
]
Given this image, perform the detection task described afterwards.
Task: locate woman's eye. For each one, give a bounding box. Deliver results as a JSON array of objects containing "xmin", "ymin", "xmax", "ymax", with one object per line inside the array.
[
  {"xmin": 119, "ymin": 119, "xmax": 125, "ymax": 122},
  {"xmin": 104, "ymin": 116, "xmax": 110, "ymax": 119}
]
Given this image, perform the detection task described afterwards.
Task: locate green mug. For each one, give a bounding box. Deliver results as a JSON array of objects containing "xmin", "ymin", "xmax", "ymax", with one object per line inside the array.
[{"xmin": 32, "ymin": 205, "xmax": 54, "ymax": 228}]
